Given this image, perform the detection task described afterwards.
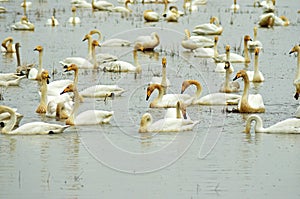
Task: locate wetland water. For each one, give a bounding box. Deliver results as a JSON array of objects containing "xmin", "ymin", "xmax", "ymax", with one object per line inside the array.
[{"xmin": 0, "ymin": 0, "xmax": 300, "ymax": 198}]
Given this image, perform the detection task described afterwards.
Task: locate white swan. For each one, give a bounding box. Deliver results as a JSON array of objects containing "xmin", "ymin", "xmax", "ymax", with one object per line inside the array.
[
  {"xmin": 0, "ymin": 105, "xmax": 69, "ymax": 135},
  {"xmin": 183, "ymin": 0, "xmax": 200, "ymax": 13},
  {"xmin": 219, "ymin": 61, "xmax": 240, "ymax": 93},
  {"xmin": 230, "ymin": 0, "xmax": 240, "ymax": 12},
  {"xmin": 92, "ymin": 0, "xmax": 114, "ymax": 11},
  {"xmin": 192, "ymin": 16, "xmax": 223, "ymax": 35},
  {"xmin": 150, "ymin": 57, "xmax": 171, "ymax": 94},
  {"xmin": 247, "ymin": 26, "xmax": 263, "ymax": 51},
  {"xmin": 11, "ymin": 16, "xmax": 35, "ymax": 31},
  {"xmin": 181, "ymin": 29, "xmax": 214, "ymax": 51},
  {"xmin": 232, "ymin": 70, "xmax": 265, "ymax": 113},
  {"xmin": 68, "ymin": 6, "xmax": 81, "ymax": 24},
  {"xmin": 139, "ymin": 112, "xmax": 199, "ymax": 133},
  {"xmin": 289, "ymin": 45, "xmax": 300, "ymax": 100},
  {"xmin": 246, "ymin": 47, "xmax": 264, "ymax": 82},
  {"xmin": 112, "ymin": 0, "xmax": 132, "ymax": 13},
  {"xmin": 214, "ymin": 45, "xmax": 235, "ymax": 73},
  {"xmin": 28, "ymin": 45, "xmax": 44, "ymax": 80},
  {"xmin": 258, "ymin": 13, "xmax": 289, "ymax": 27},
  {"xmin": 15, "ymin": 42, "xmax": 34, "ymax": 76},
  {"xmin": 1, "ymin": 37, "xmax": 16, "ymax": 53},
  {"xmin": 71, "ymin": 0, "xmax": 92, "ymax": 8},
  {"xmin": 20, "ymin": 0, "xmax": 32, "ymax": 7},
  {"xmin": 214, "ymin": 35, "xmax": 252, "ymax": 63},
  {"xmin": 134, "ymin": 32, "xmax": 160, "ymax": 51},
  {"xmin": 46, "ymin": 16, "xmax": 59, "ymax": 26},
  {"xmin": 143, "ymin": 10, "xmax": 160, "ymax": 22},
  {"xmin": 164, "ymin": 101, "xmax": 189, "ymax": 119},
  {"xmin": 60, "ymin": 84, "xmax": 114, "ymax": 125},
  {"xmin": 102, "ymin": 38, "xmax": 131, "ymax": 47},
  {"xmin": 244, "ymin": 114, "xmax": 300, "ymax": 134},
  {"xmin": 181, "ymin": 80, "xmax": 241, "ymax": 105},
  {"xmin": 0, "ymin": 73, "xmax": 25, "ymax": 86},
  {"xmin": 261, "ymin": 0, "xmax": 275, "ymax": 13},
  {"xmin": 146, "ymin": 84, "xmax": 194, "ymax": 108},
  {"xmin": 163, "ymin": 6, "xmax": 181, "ymax": 22},
  {"xmin": 194, "ymin": 36, "xmax": 219, "ymax": 58},
  {"xmin": 0, "ymin": 6, "xmax": 7, "ymax": 13}
]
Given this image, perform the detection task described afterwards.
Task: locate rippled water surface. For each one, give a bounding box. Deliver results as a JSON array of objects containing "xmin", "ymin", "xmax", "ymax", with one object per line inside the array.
[{"xmin": 0, "ymin": 0, "xmax": 300, "ymax": 198}]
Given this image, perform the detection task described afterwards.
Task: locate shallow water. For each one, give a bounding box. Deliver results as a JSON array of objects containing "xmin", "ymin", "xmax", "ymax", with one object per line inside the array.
[{"xmin": 1, "ymin": 0, "xmax": 300, "ymax": 198}]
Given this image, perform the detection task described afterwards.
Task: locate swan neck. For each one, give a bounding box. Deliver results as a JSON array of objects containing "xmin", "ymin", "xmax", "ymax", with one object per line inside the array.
[
  {"xmin": 38, "ymin": 50, "xmax": 43, "ymax": 75},
  {"xmin": 1, "ymin": 107, "xmax": 17, "ymax": 134},
  {"xmin": 72, "ymin": 11, "xmax": 76, "ymax": 24},
  {"xmin": 87, "ymin": 35, "xmax": 92, "ymax": 59},
  {"xmin": 214, "ymin": 40, "xmax": 218, "ymax": 58},
  {"xmin": 74, "ymin": 68, "xmax": 79, "ymax": 86},
  {"xmin": 295, "ymin": 50, "xmax": 300, "ymax": 80},
  {"xmin": 161, "ymin": 63, "xmax": 167, "ymax": 93},
  {"xmin": 92, "ymin": 44, "xmax": 97, "ymax": 68},
  {"xmin": 245, "ymin": 115, "xmax": 263, "ymax": 133},
  {"xmin": 254, "ymin": 52, "xmax": 259, "ymax": 74},
  {"xmin": 242, "ymin": 75, "xmax": 250, "ymax": 103},
  {"xmin": 40, "ymin": 78, "xmax": 48, "ymax": 108},
  {"xmin": 225, "ymin": 69, "xmax": 230, "ymax": 88},
  {"xmin": 133, "ymin": 50, "xmax": 141, "ymax": 74},
  {"xmin": 69, "ymin": 87, "xmax": 81, "ymax": 124},
  {"xmin": 16, "ymin": 45, "xmax": 21, "ymax": 66},
  {"xmin": 244, "ymin": 40, "xmax": 250, "ymax": 62}
]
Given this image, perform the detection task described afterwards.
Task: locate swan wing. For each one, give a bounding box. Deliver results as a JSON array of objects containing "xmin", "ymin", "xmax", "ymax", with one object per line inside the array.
[
  {"xmin": 193, "ymin": 47, "xmax": 215, "ymax": 58},
  {"xmin": 60, "ymin": 57, "xmax": 93, "ymax": 68},
  {"xmin": 149, "ymin": 118, "xmax": 197, "ymax": 132},
  {"xmin": 75, "ymin": 110, "xmax": 114, "ymax": 125},
  {"xmin": 195, "ymin": 93, "xmax": 241, "ymax": 105},
  {"xmin": 248, "ymin": 94, "xmax": 265, "ymax": 109},
  {"xmin": 80, "ymin": 85, "xmax": 125, "ymax": 97},
  {"xmin": 102, "ymin": 39, "xmax": 132, "ymax": 47},
  {"xmin": 12, "ymin": 122, "xmax": 69, "ymax": 135},
  {"xmin": 265, "ymin": 118, "xmax": 300, "ymax": 134}
]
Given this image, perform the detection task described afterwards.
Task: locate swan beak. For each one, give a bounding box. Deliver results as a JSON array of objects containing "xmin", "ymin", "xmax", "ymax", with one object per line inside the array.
[
  {"xmin": 60, "ymin": 90, "xmax": 65, "ymax": 95},
  {"xmin": 233, "ymin": 76, "xmax": 238, "ymax": 81},
  {"xmin": 289, "ymin": 50, "xmax": 295, "ymax": 54},
  {"xmin": 146, "ymin": 95, "xmax": 150, "ymax": 101},
  {"xmin": 294, "ymin": 92, "xmax": 299, "ymax": 100}
]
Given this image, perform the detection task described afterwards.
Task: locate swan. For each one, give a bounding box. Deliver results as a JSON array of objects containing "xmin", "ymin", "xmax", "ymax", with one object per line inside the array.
[
  {"xmin": 219, "ymin": 61, "xmax": 240, "ymax": 93},
  {"xmin": 46, "ymin": 16, "xmax": 59, "ymax": 26},
  {"xmin": 258, "ymin": 13, "xmax": 289, "ymax": 27},
  {"xmin": 192, "ymin": 16, "xmax": 223, "ymax": 35},
  {"xmin": 0, "ymin": 108, "xmax": 23, "ymax": 127},
  {"xmin": 143, "ymin": 10, "xmax": 160, "ymax": 22},
  {"xmin": 102, "ymin": 38, "xmax": 131, "ymax": 47},
  {"xmin": 244, "ymin": 114, "xmax": 300, "ymax": 134},
  {"xmin": 289, "ymin": 45, "xmax": 300, "ymax": 100},
  {"xmin": 232, "ymin": 70, "xmax": 265, "ymax": 113},
  {"xmin": 82, "ymin": 29, "xmax": 102, "ymax": 59},
  {"xmin": 11, "ymin": 16, "xmax": 35, "ymax": 31},
  {"xmin": 181, "ymin": 29, "xmax": 214, "ymax": 51},
  {"xmin": 149, "ymin": 57, "xmax": 171, "ymax": 94},
  {"xmin": 183, "ymin": 0, "xmax": 200, "ymax": 13},
  {"xmin": 163, "ymin": 6, "xmax": 181, "ymax": 22},
  {"xmin": 64, "ymin": 63, "xmax": 125, "ymax": 98},
  {"xmin": 92, "ymin": 0, "xmax": 114, "ymax": 11},
  {"xmin": 146, "ymin": 84, "xmax": 194, "ymax": 108},
  {"xmin": 100, "ymin": 50, "xmax": 141, "ymax": 73},
  {"xmin": 261, "ymin": 0, "xmax": 275, "ymax": 13},
  {"xmin": 15, "ymin": 43, "xmax": 34, "ymax": 76},
  {"xmin": 20, "ymin": 0, "xmax": 32, "ymax": 7},
  {"xmin": 28, "ymin": 45, "xmax": 44, "ymax": 80},
  {"xmin": 0, "ymin": 73, "xmax": 25, "ymax": 86},
  {"xmin": 181, "ymin": 80, "xmax": 241, "ymax": 105},
  {"xmin": 1, "ymin": 37, "xmax": 16, "ymax": 53},
  {"xmin": 60, "ymin": 84, "xmax": 114, "ymax": 125},
  {"xmin": 139, "ymin": 112, "xmax": 199, "ymax": 133},
  {"xmin": 194, "ymin": 36, "xmax": 219, "ymax": 58},
  {"xmin": 0, "ymin": 105, "xmax": 69, "ymax": 135},
  {"xmin": 133, "ymin": 32, "xmax": 160, "ymax": 51},
  {"xmin": 247, "ymin": 26, "xmax": 263, "ymax": 51},
  {"xmin": 68, "ymin": 6, "xmax": 81, "ymax": 24},
  {"xmin": 246, "ymin": 47, "xmax": 264, "ymax": 82},
  {"xmin": 214, "ymin": 45, "xmax": 235, "ymax": 73},
  {"xmin": 0, "ymin": 6, "xmax": 7, "ymax": 13},
  {"xmin": 71, "ymin": 0, "xmax": 92, "ymax": 8},
  {"xmin": 230, "ymin": 0, "xmax": 240, "ymax": 12},
  {"xmin": 273, "ymin": 15, "xmax": 289, "ymax": 26},
  {"xmin": 214, "ymin": 35, "xmax": 252, "ymax": 63},
  {"xmin": 112, "ymin": 0, "xmax": 132, "ymax": 13},
  {"xmin": 164, "ymin": 101, "xmax": 188, "ymax": 119}
]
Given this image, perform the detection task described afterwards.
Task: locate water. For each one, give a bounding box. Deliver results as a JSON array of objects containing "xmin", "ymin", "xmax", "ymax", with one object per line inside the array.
[{"xmin": 0, "ymin": 0, "xmax": 300, "ymax": 198}]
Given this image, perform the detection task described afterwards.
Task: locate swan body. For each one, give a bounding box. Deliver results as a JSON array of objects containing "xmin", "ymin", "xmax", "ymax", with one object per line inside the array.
[
  {"xmin": 146, "ymin": 84, "xmax": 193, "ymax": 108},
  {"xmin": 261, "ymin": 0, "xmax": 275, "ymax": 13},
  {"xmin": 68, "ymin": 7, "xmax": 81, "ymax": 24},
  {"xmin": 247, "ymin": 26, "xmax": 263, "ymax": 51},
  {"xmin": 46, "ymin": 79, "xmax": 74, "ymax": 96},
  {"xmin": 60, "ymin": 57, "xmax": 94, "ymax": 69},
  {"xmin": 102, "ymin": 38, "xmax": 131, "ymax": 47},
  {"xmin": 134, "ymin": 32, "xmax": 160, "ymax": 51},
  {"xmin": 71, "ymin": 0, "xmax": 92, "ymax": 8},
  {"xmin": 60, "ymin": 84, "xmax": 114, "ymax": 125},
  {"xmin": 139, "ymin": 113, "xmax": 199, "ymax": 133},
  {"xmin": 194, "ymin": 36, "xmax": 219, "ymax": 58},
  {"xmin": 219, "ymin": 62, "xmax": 240, "ymax": 93},
  {"xmin": 0, "ymin": 6, "xmax": 7, "ymax": 13},
  {"xmin": 259, "ymin": 13, "xmax": 289, "ymax": 27},
  {"xmin": 164, "ymin": 101, "xmax": 188, "ymax": 119},
  {"xmin": 246, "ymin": 48, "xmax": 264, "ymax": 82},
  {"xmin": 181, "ymin": 29, "xmax": 214, "ymax": 51},
  {"xmin": 112, "ymin": 0, "xmax": 132, "ymax": 13},
  {"xmin": 92, "ymin": 0, "xmax": 114, "ymax": 11},
  {"xmin": 163, "ymin": 6, "xmax": 180, "ymax": 22},
  {"xmin": 192, "ymin": 16, "xmax": 223, "ymax": 35},
  {"xmin": 143, "ymin": 10, "xmax": 160, "ymax": 22},
  {"xmin": 233, "ymin": 70, "xmax": 265, "ymax": 113},
  {"xmin": 289, "ymin": 45, "xmax": 300, "ymax": 100},
  {"xmin": 0, "ymin": 105, "xmax": 69, "ymax": 135},
  {"xmin": 46, "ymin": 16, "xmax": 59, "ymax": 26},
  {"xmin": 230, "ymin": 0, "xmax": 240, "ymax": 12},
  {"xmin": 0, "ymin": 73, "xmax": 25, "ymax": 86},
  {"xmin": 80, "ymin": 85, "xmax": 125, "ymax": 97},
  {"xmin": 245, "ymin": 114, "xmax": 300, "ymax": 134},
  {"xmin": 11, "ymin": 16, "xmax": 35, "ymax": 31},
  {"xmin": 96, "ymin": 53, "xmax": 118, "ymax": 64},
  {"xmin": 101, "ymin": 60, "xmax": 137, "ymax": 72},
  {"xmin": 1, "ymin": 37, "xmax": 16, "ymax": 53}
]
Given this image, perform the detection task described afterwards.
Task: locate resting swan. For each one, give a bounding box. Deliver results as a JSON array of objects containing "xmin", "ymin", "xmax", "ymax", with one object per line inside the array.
[
  {"xmin": 150, "ymin": 57, "xmax": 171, "ymax": 94},
  {"xmin": 112, "ymin": 0, "xmax": 132, "ymax": 13},
  {"xmin": 163, "ymin": 6, "xmax": 181, "ymax": 22},
  {"xmin": 68, "ymin": 6, "xmax": 81, "ymax": 25},
  {"xmin": 0, "ymin": 73, "xmax": 25, "ymax": 86},
  {"xmin": 233, "ymin": 70, "xmax": 265, "ymax": 113},
  {"xmin": 193, "ymin": 36, "xmax": 218, "ymax": 58},
  {"xmin": 20, "ymin": 0, "xmax": 32, "ymax": 7},
  {"xmin": 261, "ymin": 0, "xmax": 275, "ymax": 13},
  {"xmin": 1, "ymin": 37, "xmax": 16, "ymax": 53},
  {"xmin": 181, "ymin": 29, "xmax": 214, "ymax": 51},
  {"xmin": 60, "ymin": 84, "xmax": 114, "ymax": 125},
  {"xmin": 192, "ymin": 16, "xmax": 223, "ymax": 35},
  {"xmin": 244, "ymin": 114, "xmax": 300, "ymax": 134},
  {"xmin": 0, "ymin": 105, "xmax": 69, "ymax": 135},
  {"xmin": 14, "ymin": 43, "xmax": 34, "ymax": 76},
  {"xmin": 289, "ymin": 45, "xmax": 300, "ymax": 100},
  {"xmin": 181, "ymin": 80, "xmax": 241, "ymax": 105},
  {"xmin": 246, "ymin": 47, "xmax": 264, "ymax": 82},
  {"xmin": 230, "ymin": 0, "xmax": 240, "ymax": 12},
  {"xmin": 146, "ymin": 84, "xmax": 193, "ymax": 108},
  {"xmin": 134, "ymin": 32, "xmax": 160, "ymax": 51},
  {"xmin": 46, "ymin": 16, "xmax": 59, "ymax": 26},
  {"xmin": 11, "ymin": 16, "xmax": 35, "ymax": 31},
  {"xmin": 91, "ymin": 0, "xmax": 114, "ymax": 11},
  {"xmin": 214, "ymin": 45, "xmax": 235, "ymax": 73},
  {"xmin": 143, "ymin": 10, "xmax": 160, "ymax": 22},
  {"xmin": 139, "ymin": 112, "xmax": 199, "ymax": 133},
  {"xmin": 219, "ymin": 62, "xmax": 240, "ymax": 93},
  {"xmin": 258, "ymin": 13, "xmax": 289, "ymax": 27},
  {"xmin": 247, "ymin": 26, "xmax": 263, "ymax": 51}
]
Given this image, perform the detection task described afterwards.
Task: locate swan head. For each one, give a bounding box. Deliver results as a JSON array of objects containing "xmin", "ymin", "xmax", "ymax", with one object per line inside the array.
[
  {"xmin": 224, "ymin": 61, "xmax": 231, "ymax": 70},
  {"xmin": 92, "ymin": 40, "xmax": 101, "ymax": 47},
  {"xmin": 34, "ymin": 45, "xmax": 43, "ymax": 52},
  {"xmin": 41, "ymin": 70, "xmax": 51, "ymax": 84},
  {"xmin": 162, "ymin": 57, "xmax": 167, "ymax": 66},
  {"xmin": 244, "ymin": 35, "xmax": 252, "ymax": 43},
  {"xmin": 233, "ymin": 70, "xmax": 247, "ymax": 81},
  {"xmin": 71, "ymin": 6, "xmax": 77, "ymax": 13},
  {"xmin": 225, "ymin": 45, "xmax": 230, "ymax": 52},
  {"xmin": 146, "ymin": 84, "xmax": 161, "ymax": 100},
  {"xmin": 21, "ymin": 16, "xmax": 28, "ymax": 22},
  {"xmin": 214, "ymin": 36, "xmax": 219, "ymax": 43},
  {"xmin": 210, "ymin": 16, "xmax": 219, "ymax": 25},
  {"xmin": 60, "ymin": 84, "xmax": 75, "ymax": 95},
  {"xmin": 254, "ymin": 47, "xmax": 260, "ymax": 55},
  {"xmin": 289, "ymin": 45, "xmax": 300, "ymax": 54},
  {"xmin": 64, "ymin": 63, "xmax": 78, "ymax": 72},
  {"xmin": 139, "ymin": 113, "xmax": 152, "ymax": 133}
]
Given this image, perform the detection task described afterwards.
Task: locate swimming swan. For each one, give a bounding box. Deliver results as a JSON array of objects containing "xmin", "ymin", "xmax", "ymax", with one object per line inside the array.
[
  {"xmin": 219, "ymin": 61, "xmax": 240, "ymax": 93},
  {"xmin": 146, "ymin": 84, "xmax": 194, "ymax": 108},
  {"xmin": 112, "ymin": 0, "xmax": 132, "ymax": 13},
  {"xmin": 0, "ymin": 105, "xmax": 69, "ymax": 135},
  {"xmin": 181, "ymin": 79, "xmax": 241, "ymax": 105},
  {"xmin": 28, "ymin": 45, "xmax": 45, "ymax": 80},
  {"xmin": 150, "ymin": 57, "xmax": 171, "ymax": 94},
  {"xmin": 20, "ymin": 0, "xmax": 32, "ymax": 7},
  {"xmin": 192, "ymin": 16, "xmax": 223, "ymax": 35},
  {"xmin": 92, "ymin": 0, "xmax": 114, "ymax": 11},
  {"xmin": 1, "ymin": 37, "xmax": 16, "ymax": 53},
  {"xmin": 143, "ymin": 10, "xmax": 160, "ymax": 22},
  {"xmin": 0, "ymin": 108, "xmax": 23, "ymax": 127},
  {"xmin": 230, "ymin": 0, "xmax": 240, "ymax": 12},
  {"xmin": 134, "ymin": 32, "xmax": 160, "ymax": 51},
  {"xmin": 68, "ymin": 6, "xmax": 81, "ymax": 25},
  {"xmin": 60, "ymin": 84, "xmax": 114, "ymax": 125},
  {"xmin": 14, "ymin": 43, "xmax": 34, "ymax": 76},
  {"xmin": 247, "ymin": 26, "xmax": 263, "ymax": 51},
  {"xmin": 246, "ymin": 47, "xmax": 264, "ymax": 82},
  {"xmin": 244, "ymin": 114, "xmax": 300, "ymax": 134},
  {"xmin": 46, "ymin": 16, "xmax": 59, "ymax": 26},
  {"xmin": 181, "ymin": 29, "xmax": 214, "ymax": 51},
  {"xmin": 289, "ymin": 45, "xmax": 300, "ymax": 100},
  {"xmin": 0, "ymin": 73, "xmax": 25, "ymax": 86},
  {"xmin": 233, "ymin": 70, "xmax": 265, "ymax": 113},
  {"xmin": 193, "ymin": 36, "xmax": 218, "ymax": 58},
  {"xmin": 11, "ymin": 16, "xmax": 35, "ymax": 31},
  {"xmin": 258, "ymin": 13, "xmax": 289, "ymax": 27}
]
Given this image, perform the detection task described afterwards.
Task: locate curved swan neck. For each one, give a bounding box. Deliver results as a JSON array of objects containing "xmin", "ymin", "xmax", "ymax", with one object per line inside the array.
[
  {"xmin": 183, "ymin": 80, "xmax": 202, "ymax": 98},
  {"xmin": 245, "ymin": 115, "xmax": 263, "ymax": 133},
  {"xmin": 0, "ymin": 106, "xmax": 17, "ymax": 134}
]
